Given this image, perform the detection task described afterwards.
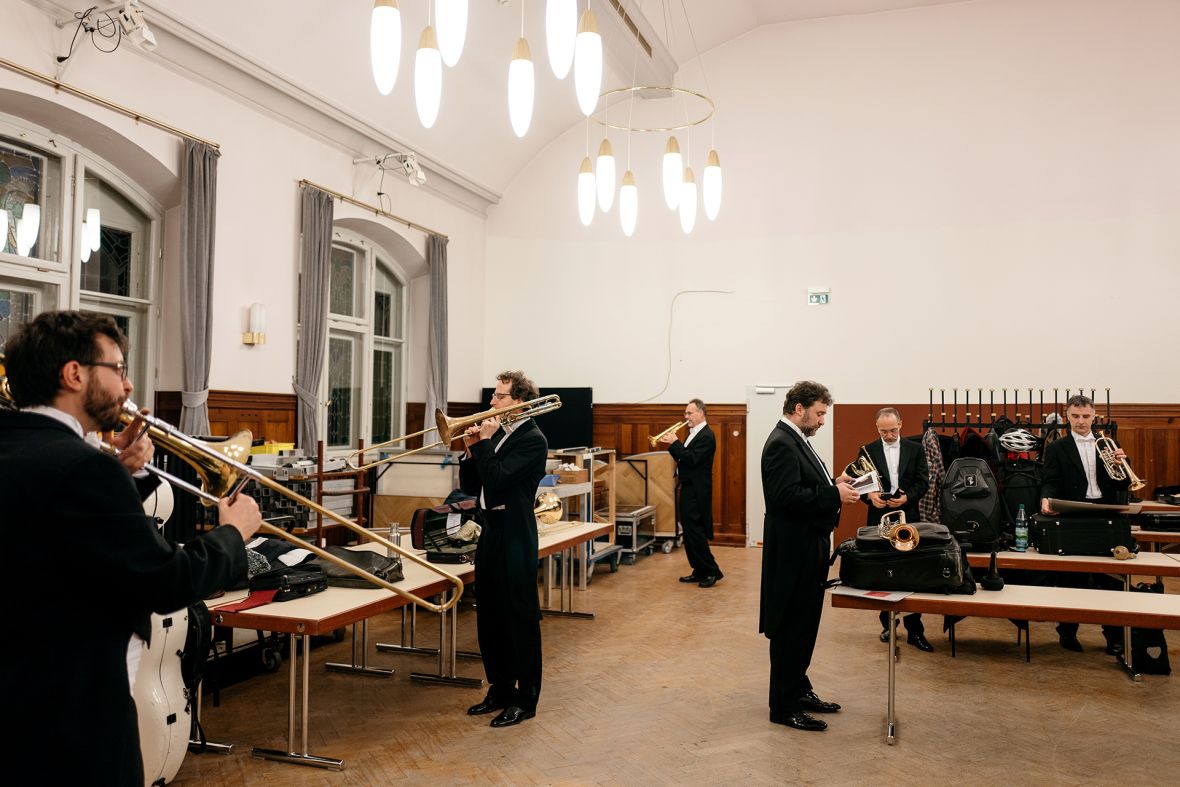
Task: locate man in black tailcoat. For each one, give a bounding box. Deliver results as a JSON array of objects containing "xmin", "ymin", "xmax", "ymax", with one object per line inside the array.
[
  {"xmin": 759, "ymin": 381, "xmax": 859, "ymax": 732},
  {"xmin": 461, "ymin": 370, "xmax": 548, "ymax": 728},
  {"xmin": 659, "ymin": 398, "xmax": 722, "ymax": 587},
  {"xmin": 0, "ymin": 310, "xmax": 261, "ymax": 785}
]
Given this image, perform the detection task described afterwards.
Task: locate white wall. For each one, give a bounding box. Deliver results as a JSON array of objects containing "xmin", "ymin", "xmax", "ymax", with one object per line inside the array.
[
  {"xmin": 2, "ymin": 0, "xmax": 487, "ymax": 402},
  {"xmin": 486, "ymin": 0, "xmax": 1180, "ymax": 405}
]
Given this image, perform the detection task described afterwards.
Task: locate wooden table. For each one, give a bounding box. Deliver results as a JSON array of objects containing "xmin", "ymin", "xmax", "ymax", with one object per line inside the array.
[
  {"xmin": 207, "ymin": 521, "xmax": 613, "ymax": 771},
  {"xmin": 831, "ymin": 585, "xmax": 1180, "ymax": 744}
]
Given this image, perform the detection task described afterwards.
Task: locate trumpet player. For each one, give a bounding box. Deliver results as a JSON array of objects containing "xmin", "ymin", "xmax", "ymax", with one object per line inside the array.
[
  {"xmin": 858, "ymin": 408, "xmax": 932, "ymax": 652},
  {"xmin": 1040, "ymin": 394, "xmax": 1130, "ymax": 654},
  {"xmin": 0, "ymin": 310, "xmax": 261, "ymax": 785},
  {"xmin": 658, "ymin": 399, "xmax": 722, "ymax": 587}
]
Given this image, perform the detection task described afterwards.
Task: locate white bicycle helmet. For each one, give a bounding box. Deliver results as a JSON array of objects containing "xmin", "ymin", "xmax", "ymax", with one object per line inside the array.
[{"xmin": 998, "ymin": 428, "xmax": 1037, "ymax": 453}]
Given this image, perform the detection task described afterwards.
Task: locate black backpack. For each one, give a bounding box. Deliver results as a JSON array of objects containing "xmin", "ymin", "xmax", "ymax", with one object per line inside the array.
[
  {"xmin": 940, "ymin": 458, "xmax": 1002, "ymax": 550},
  {"xmin": 996, "ymin": 457, "xmax": 1043, "ymax": 538}
]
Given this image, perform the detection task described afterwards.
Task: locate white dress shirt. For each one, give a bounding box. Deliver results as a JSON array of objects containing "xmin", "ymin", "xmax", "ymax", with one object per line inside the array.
[
  {"xmin": 881, "ymin": 438, "xmax": 901, "ymax": 494},
  {"xmin": 1071, "ymin": 432, "xmax": 1102, "ymax": 499},
  {"xmin": 683, "ymin": 419, "xmax": 707, "ymax": 448}
]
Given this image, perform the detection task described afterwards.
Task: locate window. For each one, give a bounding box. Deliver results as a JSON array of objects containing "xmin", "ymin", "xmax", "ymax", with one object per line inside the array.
[
  {"xmin": 322, "ymin": 229, "xmax": 407, "ymax": 452},
  {"xmin": 1, "ymin": 115, "xmax": 161, "ymax": 399}
]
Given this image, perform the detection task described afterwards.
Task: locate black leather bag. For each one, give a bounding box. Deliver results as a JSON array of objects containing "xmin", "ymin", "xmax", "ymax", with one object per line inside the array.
[
  {"xmin": 310, "ymin": 545, "xmax": 404, "ymax": 588},
  {"xmin": 940, "ymin": 457, "xmax": 1002, "ymax": 550},
  {"xmin": 412, "ymin": 499, "xmax": 480, "ymax": 564},
  {"xmin": 1131, "ymin": 582, "xmax": 1171, "ymax": 675},
  {"xmin": 836, "ymin": 520, "xmax": 972, "ymax": 594},
  {"xmin": 1030, "ymin": 514, "xmax": 1136, "ymax": 557},
  {"xmin": 248, "ymin": 564, "xmax": 328, "ymax": 601}
]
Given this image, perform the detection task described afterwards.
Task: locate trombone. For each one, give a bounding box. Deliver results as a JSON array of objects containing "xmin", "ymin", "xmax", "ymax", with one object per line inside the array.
[
  {"xmin": 1095, "ymin": 429, "xmax": 1147, "ymax": 492},
  {"xmin": 648, "ymin": 420, "xmax": 688, "ymax": 447},
  {"xmin": 344, "ymin": 394, "xmax": 563, "ymax": 471}
]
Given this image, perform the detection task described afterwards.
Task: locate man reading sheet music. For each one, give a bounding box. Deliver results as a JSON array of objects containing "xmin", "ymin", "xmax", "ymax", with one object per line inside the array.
[{"xmin": 857, "ymin": 408, "xmax": 932, "ymax": 651}]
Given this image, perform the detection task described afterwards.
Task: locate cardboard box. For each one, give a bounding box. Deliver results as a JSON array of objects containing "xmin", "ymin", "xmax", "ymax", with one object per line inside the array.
[
  {"xmin": 251, "ymin": 442, "xmax": 295, "ymax": 455},
  {"xmin": 557, "ymin": 469, "xmax": 589, "ymax": 484}
]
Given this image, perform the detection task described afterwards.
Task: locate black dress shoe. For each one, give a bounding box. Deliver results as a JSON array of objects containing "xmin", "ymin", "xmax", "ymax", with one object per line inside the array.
[
  {"xmin": 698, "ymin": 572, "xmax": 723, "ymax": 588},
  {"xmin": 1059, "ymin": 635, "xmax": 1084, "ymax": 653},
  {"xmin": 467, "ymin": 697, "xmax": 508, "ymax": 716},
  {"xmin": 907, "ymin": 633, "xmax": 935, "ymax": 653},
  {"xmin": 798, "ymin": 690, "xmax": 841, "ymax": 713},
  {"xmin": 1106, "ymin": 641, "xmax": 1125, "ymax": 657},
  {"xmin": 770, "ymin": 711, "xmax": 827, "ymax": 731},
  {"xmin": 679, "ymin": 574, "xmax": 701, "ymax": 583},
  {"xmin": 879, "ymin": 629, "xmax": 891, "ymax": 643},
  {"xmin": 489, "ymin": 706, "xmax": 535, "ymax": 728}
]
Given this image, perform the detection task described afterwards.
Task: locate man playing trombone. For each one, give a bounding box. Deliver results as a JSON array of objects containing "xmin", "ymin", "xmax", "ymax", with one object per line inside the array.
[
  {"xmin": 856, "ymin": 408, "xmax": 932, "ymax": 651},
  {"xmin": 0, "ymin": 310, "xmax": 262, "ymax": 785},
  {"xmin": 460, "ymin": 370, "xmax": 548, "ymax": 728},
  {"xmin": 658, "ymin": 398, "xmax": 722, "ymax": 587}
]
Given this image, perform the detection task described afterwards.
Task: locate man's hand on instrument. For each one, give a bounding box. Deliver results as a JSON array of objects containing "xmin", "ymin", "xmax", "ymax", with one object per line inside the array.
[
  {"xmin": 462, "ymin": 424, "xmax": 481, "ymax": 447},
  {"xmin": 219, "ymin": 493, "xmax": 262, "ymax": 542},
  {"xmin": 478, "ymin": 415, "xmax": 502, "ymax": 441},
  {"xmin": 109, "ymin": 414, "xmax": 153, "ymax": 474},
  {"xmin": 1113, "ymin": 447, "xmax": 1127, "ymax": 461},
  {"xmin": 658, "ymin": 432, "xmax": 677, "ymax": 447},
  {"xmin": 836, "ymin": 481, "xmax": 861, "ymax": 505}
]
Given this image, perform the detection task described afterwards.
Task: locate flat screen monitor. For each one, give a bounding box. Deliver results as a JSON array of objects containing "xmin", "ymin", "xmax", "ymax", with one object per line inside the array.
[{"xmin": 478, "ymin": 386, "xmax": 592, "ymax": 450}]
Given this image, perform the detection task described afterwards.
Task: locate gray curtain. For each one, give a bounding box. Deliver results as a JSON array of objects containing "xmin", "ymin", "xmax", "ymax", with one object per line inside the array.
[
  {"xmin": 294, "ymin": 187, "xmax": 334, "ymax": 453},
  {"xmin": 423, "ymin": 234, "xmax": 448, "ymax": 437},
  {"xmin": 178, "ymin": 139, "xmax": 220, "ymax": 435}
]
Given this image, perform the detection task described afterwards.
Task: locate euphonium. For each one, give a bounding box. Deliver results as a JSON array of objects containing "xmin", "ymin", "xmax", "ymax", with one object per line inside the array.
[
  {"xmin": 844, "ymin": 448, "xmax": 879, "ymax": 480},
  {"xmin": 1095, "ymin": 429, "xmax": 1146, "ymax": 492},
  {"xmin": 878, "ymin": 511, "xmax": 920, "ymax": 552}
]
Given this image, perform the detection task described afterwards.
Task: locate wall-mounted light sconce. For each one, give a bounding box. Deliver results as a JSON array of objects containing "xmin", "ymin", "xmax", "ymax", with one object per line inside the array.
[{"xmin": 243, "ymin": 302, "xmax": 266, "ymax": 345}]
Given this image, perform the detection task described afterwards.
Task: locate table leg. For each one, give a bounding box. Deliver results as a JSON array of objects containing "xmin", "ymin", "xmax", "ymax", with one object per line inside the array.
[
  {"xmin": 542, "ymin": 546, "xmax": 595, "ymax": 619},
  {"xmin": 1117, "ymin": 576, "xmax": 1141, "ymax": 682},
  {"xmin": 326, "ymin": 619, "xmax": 395, "ymax": 677},
  {"xmin": 188, "ymin": 680, "xmax": 233, "ymax": 755},
  {"xmin": 886, "ymin": 610, "xmax": 898, "ymax": 745},
  {"xmin": 411, "ymin": 590, "xmax": 484, "ymax": 688},
  {"xmin": 252, "ymin": 634, "xmax": 344, "ymax": 770}
]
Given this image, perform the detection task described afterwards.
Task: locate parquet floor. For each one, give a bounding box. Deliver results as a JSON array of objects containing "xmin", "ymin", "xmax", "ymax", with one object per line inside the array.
[{"xmin": 175, "ymin": 546, "xmax": 1180, "ymax": 785}]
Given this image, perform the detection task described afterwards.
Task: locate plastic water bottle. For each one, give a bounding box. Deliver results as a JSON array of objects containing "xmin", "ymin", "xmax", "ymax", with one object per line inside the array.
[{"xmin": 1014, "ymin": 504, "xmax": 1029, "ymax": 552}]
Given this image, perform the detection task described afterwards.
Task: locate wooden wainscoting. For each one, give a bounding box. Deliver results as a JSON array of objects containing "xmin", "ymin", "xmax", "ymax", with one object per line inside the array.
[
  {"xmin": 593, "ymin": 403, "xmax": 748, "ymax": 546},
  {"xmin": 154, "ymin": 390, "xmax": 297, "ymax": 441},
  {"xmin": 404, "ymin": 401, "xmax": 484, "ymax": 449}
]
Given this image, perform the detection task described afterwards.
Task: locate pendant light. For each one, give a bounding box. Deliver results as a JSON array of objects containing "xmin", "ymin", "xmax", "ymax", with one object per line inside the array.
[
  {"xmin": 702, "ymin": 149, "xmax": 722, "ymax": 221},
  {"xmin": 577, "ymin": 157, "xmax": 596, "ymax": 226},
  {"xmin": 508, "ymin": 37, "xmax": 535, "ymax": 138},
  {"xmin": 436, "ymin": 0, "xmax": 468, "ymax": 68},
  {"xmin": 678, "ymin": 168, "xmax": 697, "ymax": 234},
  {"xmin": 573, "ymin": 9, "xmax": 602, "ymax": 116},
  {"xmin": 619, "ymin": 170, "xmax": 638, "ymax": 236},
  {"xmin": 661, "ymin": 137, "xmax": 682, "ymax": 211},
  {"xmin": 16, "ymin": 204, "xmax": 39, "ymax": 257},
  {"xmin": 545, "ymin": 0, "xmax": 577, "ymax": 80},
  {"xmin": 595, "ymin": 138, "xmax": 615, "ymax": 212},
  {"xmin": 369, "ymin": 0, "xmax": 401, "ymax": 95},
  {"xmin": 415, "ymin": 26, "xmax": 443, "ymax": 128}
]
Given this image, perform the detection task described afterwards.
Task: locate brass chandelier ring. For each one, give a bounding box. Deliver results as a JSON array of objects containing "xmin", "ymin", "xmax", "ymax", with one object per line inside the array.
[{"xmin": 592, "ymin": 86, "xmax": 715, "ymax": 133}]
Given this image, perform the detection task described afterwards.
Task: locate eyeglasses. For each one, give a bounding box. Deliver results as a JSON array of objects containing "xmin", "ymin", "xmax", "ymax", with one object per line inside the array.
[
  {"xmin": 86, "ymin": 361, "xmax": 129, "ymax": 380},
  {"xmin": 491, "ymin": 392, "xmax": 512, "ymax": 401},
  {"xmin": 877, "ymin": 428, "xmax": 900, "ymax": 436}
]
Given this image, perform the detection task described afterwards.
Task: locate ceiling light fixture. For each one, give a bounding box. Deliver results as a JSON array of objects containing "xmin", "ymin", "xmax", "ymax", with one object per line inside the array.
[
  {"xmin": 436, "ymin": 0, "xmax": 469, "ymax": 68},
  {"xmin": 573, "ymin": 9, "xmax": 602, "ymax": 116},
  {"xmin": 415, "ymin": 25, "xmax": 443, "ymax": 128},
  {"xmin": 369, "ymin": 0, "xmax": 401, "ymax": 95},
  {"xmin": 507, "ymin": 2, "xmax": 534, "ymax": 138},
  {"xmin": 545, "ymin": 0, "xmax": 577, "ymax": 80}
]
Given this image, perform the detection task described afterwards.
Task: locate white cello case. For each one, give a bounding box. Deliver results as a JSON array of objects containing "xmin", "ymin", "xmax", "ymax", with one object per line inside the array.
[{"xmin": 133, "ymin": 481, "xmax": 190, "ymax": 785}]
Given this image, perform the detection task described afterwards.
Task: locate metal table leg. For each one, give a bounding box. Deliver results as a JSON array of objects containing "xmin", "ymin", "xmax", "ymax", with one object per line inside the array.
[
  {"xmin": 1117, "ymin": 576, "xmax": 1141, "ymax": 682},
  {"xmin": 411, "ymin": 590, "xmax": 484, "ymax": 688},
  {"xmin": 326, "ymin": 619, "xmax": 395, "ymax": 677},
  {"xmin": 542, "ymin": 546, "xmax": 595, "ymax": 619},
  {"xmin": 886, "ymin": 610, "xmax": 898, "ymax": 744},
  {"xmin": 252, "ymin": 634, "xmax": 344, "ymax": 770},
  {"xmin": 189, "ymin": 680, "xmax": 233, "ymax": 755}
]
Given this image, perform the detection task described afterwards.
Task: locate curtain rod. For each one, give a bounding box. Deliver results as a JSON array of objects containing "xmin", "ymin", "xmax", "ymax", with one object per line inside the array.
[
  {"xmin": 299, "ymin": 179, "xmax": 448, "ymax": 240},
  {"xmin": 0, "ymin": 56, "xmax": 219, "ymax": 150}
]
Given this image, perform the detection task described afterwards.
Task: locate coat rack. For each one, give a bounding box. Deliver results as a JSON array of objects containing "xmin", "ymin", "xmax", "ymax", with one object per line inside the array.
[{"xmin": 922, "ymin": 387, "xmax": 1117, "ymax": 436}]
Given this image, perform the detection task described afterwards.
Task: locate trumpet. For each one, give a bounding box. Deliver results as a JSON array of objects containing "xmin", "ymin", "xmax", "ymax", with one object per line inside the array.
[
  {"xmin": 345, "ymin": 394, "xmax": 563, "ymax": 471},
  {"xmin": 648, "ymin": 420, "xmax": 688, "ymax": 447},
  {"xmin": 878, "ymin": 511, "xmax": 920, "ymax": 552},
  {"xmin": 1095, "ymin": 429, "xmax": 1146, "ymax": 492}
]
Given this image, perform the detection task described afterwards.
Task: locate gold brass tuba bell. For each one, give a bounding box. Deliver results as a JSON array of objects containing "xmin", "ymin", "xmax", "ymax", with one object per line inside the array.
[
  {"xmin": 878, "ymin": 511, "xmax": 920, "ymax": 552},
  {"xmin": 844, "ymin": 446, "xmax": 880, "ymax": 480},
  {"xmin": 534, "ymin": 491, "xmax": 563, "ymax": 526}
]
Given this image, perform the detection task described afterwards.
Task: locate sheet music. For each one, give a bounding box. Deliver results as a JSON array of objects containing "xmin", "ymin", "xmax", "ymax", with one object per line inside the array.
[{"xmin": 849, "ymin": 471, "xmax": 881, "ymax": 495}]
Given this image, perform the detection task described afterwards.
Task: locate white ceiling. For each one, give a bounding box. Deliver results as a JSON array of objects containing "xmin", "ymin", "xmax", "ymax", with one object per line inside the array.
[{"xmin": 39, "ymin": 0, "xmax": 969, "ymax": 199}]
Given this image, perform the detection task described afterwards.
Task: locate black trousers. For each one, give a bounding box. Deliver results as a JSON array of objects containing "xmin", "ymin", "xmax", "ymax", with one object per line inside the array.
[
  {"xmin": 476, "ymin": 585, "xmax": 542, "ymax": 711},
  {"xmin": 768, "ymin": 537, "xmax": 827, "ymax": 716},
  {"xmin": 678, "ymin": 486, "xmax": 720, "ymax": 577},
  {"xmin": 879, "ymin": 611, "xmax": 925, "ymax": 636}
]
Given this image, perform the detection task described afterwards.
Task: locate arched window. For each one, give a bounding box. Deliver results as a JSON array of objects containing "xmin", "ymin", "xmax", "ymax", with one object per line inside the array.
[
  {"xmin": 323, "ymin": 227, "xmax": 408, "ymax": 452},
  {"xmin": 0, "ymin": 114, "xmax": 161, "ymax": 397}
]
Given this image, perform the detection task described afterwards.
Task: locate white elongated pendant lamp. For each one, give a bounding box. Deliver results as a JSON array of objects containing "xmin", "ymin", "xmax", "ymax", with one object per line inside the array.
[
  {"xmin": 662, "ymin": 137, "xmax": 682, "ymax": 211},
  {"xmin": 577, "ymin": 157, "xmax": 596, "ymax": 226},
  {"xmin": 702, "ymin": 149, "xmax": 722, "ymax": 221},
  {"xmin": 86, "ymin": 208, "xmax": 101, "ymax": 252},
  {"xmin": 619, "ymin": 170, "xmax": 638, "ymax": 236},
  {"xmin": 545, "ymin": 0, "xmax": 576, "ymax": 79},
  {"xmin": 16, "ymin": 204, "xmax": 39, "ymax": 256},
  {"xmin": 508, "ymin": 38, "xmax": 535, "ymax": 138},
  {"xmin": 436, "ymin": 0, "xmax": 468, "ymax": 67},
  {"xmin": 573, "ymin": 9, "xmax": 602, "ymax": 116},
  {"xmin": 595, "ymin": 138, "xmax": 615, "ymax": 212},
  {"xmin": 679, "ymin": 168, "xmax": 697, "ymax": 234},
  {"xmin": 369, "ymin": 0, "xmax": 401, "ymax": 95},
  {"xmin": 415, "ymin": 26, "xmax": 443, "ymax": 128}
]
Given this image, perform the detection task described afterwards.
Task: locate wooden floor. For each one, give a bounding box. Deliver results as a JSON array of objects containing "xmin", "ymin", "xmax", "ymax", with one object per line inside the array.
[{"xmin": 176, "ymin": 545, "xmax": 1180, "ymax": 785}]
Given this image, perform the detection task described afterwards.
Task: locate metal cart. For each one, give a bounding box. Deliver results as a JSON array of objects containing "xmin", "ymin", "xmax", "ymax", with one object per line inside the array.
[{"xmin": 614, "ymin": 504, "xmax": 657, "ymax": 564}]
